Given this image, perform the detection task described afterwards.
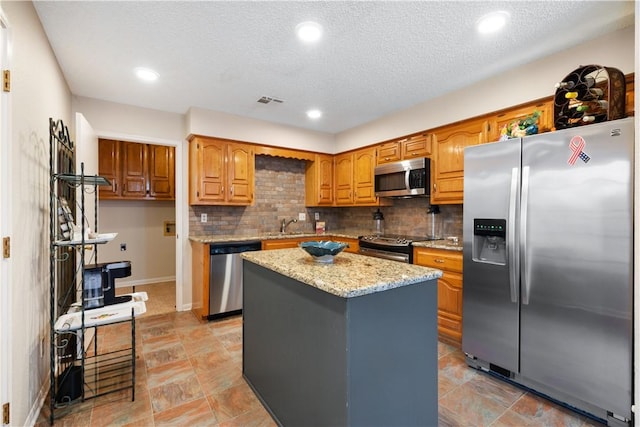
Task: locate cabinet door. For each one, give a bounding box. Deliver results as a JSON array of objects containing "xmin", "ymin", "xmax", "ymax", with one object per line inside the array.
[
  {"xmin": 98, "ymin": 139, "xmax": 120, "ymax": 199},
  {"xmin": 376, "ymin": 141, "xmax": 401, "ymax": 164},
  {"xmin": 334, "ymin": 153, "xmax": 353, "ymax": 205},
  {"xmin": 437, "ymin": 271, "xmax": 463, "ymax": 343},
  {"xmin": 489, "ymin": 100, "xmax": 553, "ymax": 142},
  {"xmin": 431, "ymin": 119, "xmax": 487, "ymax": 204},
  {"xmin": 353, "ymin": 148, "xmax": 377, "ymax": 204},
  {"xmin": 332, "ymin": 237, "xmax": 359, "ymax": 253},
  {"xmin": 413, "ymin": 247, "xmax": 463, "ymax": 344},
  {"xmin": 305, "ymin": 153, "xmax": 334, "ymax": 206},
  {"xmin": 261, "ymin": 237, "xmax": 315, "ymax": 250},
  {"xmin": 316, "ymin": 155, "xmax": 334, "ymax": 205},
  {"xmin": 227, "ymin": 143, "xmax": 254, "ymax": 205},
  {"xmin": 402, "ymin": 133, "xmax": 432, "ymax": 158},
  {"xmin": 197, "ymin": 139, "xmax": 226, "ymax": 203},
  {"xmin": 148, "ymin": 145, "xmax": 175, "ymax": 200},
  {"xmin": 121, "ymin": 141, "xmax": 148, "ymax": 198}
]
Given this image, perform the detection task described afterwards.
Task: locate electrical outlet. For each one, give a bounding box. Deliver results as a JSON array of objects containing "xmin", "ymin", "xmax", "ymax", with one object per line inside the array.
[
  {"xmin": 120, "ymin": 243, "xmax": 127, "ymax": 251},
  {"xmin": 314, "ymin": 212, "xmax": 320, "ymax": 221},
  {"xmin": 201, "ymin": 213, "xmax": 207, "ymax": 223},
  {"xmin": 298, "ymin": 213, "xmax": 306, "ymax": 221}
]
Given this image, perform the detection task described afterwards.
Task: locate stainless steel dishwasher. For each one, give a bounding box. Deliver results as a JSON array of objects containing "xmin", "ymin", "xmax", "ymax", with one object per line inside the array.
[{"xmin": 209, "ymin": 240, "xmax": 261, "ymax": 319}]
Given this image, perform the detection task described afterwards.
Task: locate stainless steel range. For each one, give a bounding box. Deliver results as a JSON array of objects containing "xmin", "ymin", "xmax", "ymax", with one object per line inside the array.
[{"xmin": 358, "ymin": 234, "xmax": 434, "ymax": 263}]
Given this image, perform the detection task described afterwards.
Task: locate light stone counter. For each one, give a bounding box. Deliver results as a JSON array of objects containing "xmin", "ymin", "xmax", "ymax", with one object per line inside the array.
[
  {"xmin": 189, "ymin": 229, "xmax": 366, "ymax": 244},
  {"xmin": 241, "ymin": 248, "xmax": 442, "ymax": 298},
  {"xmin": 413, "ymin": 239, "xmax": 463, "ymax": 252}
]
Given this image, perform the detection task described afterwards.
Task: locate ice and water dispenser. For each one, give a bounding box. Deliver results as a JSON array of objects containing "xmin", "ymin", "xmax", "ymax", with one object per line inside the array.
[{"xmin": 472, "ymin": 219, "xmax": 507, "ymax": 265}]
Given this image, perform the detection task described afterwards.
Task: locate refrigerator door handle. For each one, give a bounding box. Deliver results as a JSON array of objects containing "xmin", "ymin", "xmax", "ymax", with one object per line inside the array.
[
  {"xmin": 520, "ymin": 166, "xmax": 530, "ymax": 305},
  {"xmin": 508, "ymin": 167, "xmax": 519, "ymax": 303}
]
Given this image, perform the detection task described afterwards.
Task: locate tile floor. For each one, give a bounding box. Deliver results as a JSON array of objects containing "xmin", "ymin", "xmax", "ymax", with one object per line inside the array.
[
  {"xmin": 37, "ymin": 291, "xmax": 606, "ymax": 426},
  {"xmin": 118, "ymin": 281, "xmax": 177, "ymax": 318}
]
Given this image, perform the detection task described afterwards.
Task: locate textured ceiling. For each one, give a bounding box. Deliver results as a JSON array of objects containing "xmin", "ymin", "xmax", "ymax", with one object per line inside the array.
[{"xmin": 33, "ymin": 1, "xmax": 634, "ymax": 134}]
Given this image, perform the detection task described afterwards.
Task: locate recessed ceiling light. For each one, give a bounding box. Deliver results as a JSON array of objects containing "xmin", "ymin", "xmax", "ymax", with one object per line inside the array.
[
  {"xmin": 134, "ymin": 67, "xmax": 159, "ymax": 82},
  {"xmin": 476, "ymin": 11, "xmax": 510, "ymax": 34},
  {"xmin": 306, "ymin": 109, "xmax": 322, "ymax": 119},
  {"xmin": 296, "ymin": 21, "xmax": 323, "ymax": 43}
]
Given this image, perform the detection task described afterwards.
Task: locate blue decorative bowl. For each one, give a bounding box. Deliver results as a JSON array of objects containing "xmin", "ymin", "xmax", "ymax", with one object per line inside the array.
[{"xmin": 299, "ymin": 240, "xmax": 349, "ymax": 263}]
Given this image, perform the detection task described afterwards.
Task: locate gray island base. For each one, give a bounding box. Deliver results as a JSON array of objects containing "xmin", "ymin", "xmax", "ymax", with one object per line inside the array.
[{"xmin": 241, "ymin": 249, "xmax": 441, "ymax": 427}]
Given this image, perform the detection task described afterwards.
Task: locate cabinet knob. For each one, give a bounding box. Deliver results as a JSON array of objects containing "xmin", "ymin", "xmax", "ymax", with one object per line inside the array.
[
  {"xmin": 435, "ymin": 259, "xmax": 445, "ymax": 263},
  {"xmin": 433, "ymin": 183, "xmax": 437, "ymax": 192}
]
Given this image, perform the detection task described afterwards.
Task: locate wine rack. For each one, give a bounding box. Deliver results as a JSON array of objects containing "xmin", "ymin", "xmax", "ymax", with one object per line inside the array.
[{"xmin": 553, "ymin": 64, "xmax": 626, "ymax": 130}]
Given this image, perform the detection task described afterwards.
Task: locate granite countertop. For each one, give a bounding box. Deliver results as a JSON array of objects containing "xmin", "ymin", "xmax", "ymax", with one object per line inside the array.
[
  {"xmin": 241, "ymin": 248, "xmax": 442, "ymax": 298},
  {"xmin": 190, "ymin": 231, "xmax": 463, "ymax": 252},
  {"xmin": 412, "ymin": 238, "xmax": 463, "ymax": 252},
  {"xmin": 189, "ymin": 229, "xmax": 366, "ymax": 244}
]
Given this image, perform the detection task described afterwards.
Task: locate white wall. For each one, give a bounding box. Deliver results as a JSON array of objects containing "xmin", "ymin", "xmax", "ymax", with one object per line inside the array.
[
  {"xmin": 71, "ymin": 97, "xmax": 190, "ymax": 310},
  {"xmin": 1, "ymin": 1, "xmax": 72, "ymax": 425},
  {"xmin": 336, "ymin": 26, "xmax": 636, "ymax": 152},
  {"xmin": 98, "ymin": 200, "xmax": 176, "ymax": 285},
  {"xmin": 186, "ymin": 107, "xmax": 336, "ymax": 153}
]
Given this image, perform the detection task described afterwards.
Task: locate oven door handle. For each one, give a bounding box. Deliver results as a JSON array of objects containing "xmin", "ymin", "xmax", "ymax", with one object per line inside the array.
[{"xmin": 359, "ymin": 247, "xmax": 410, "ymax": 263}]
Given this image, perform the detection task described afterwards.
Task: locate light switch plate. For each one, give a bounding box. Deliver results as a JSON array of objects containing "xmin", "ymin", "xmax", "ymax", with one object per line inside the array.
[{"xmin": 298, "ymin": 213, "xmax": 306, "ymax": 221}]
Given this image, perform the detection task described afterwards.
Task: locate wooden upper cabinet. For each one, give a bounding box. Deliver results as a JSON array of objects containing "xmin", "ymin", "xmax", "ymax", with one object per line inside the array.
[
  {"xmin": 227, "ymin": 143, "xmax": 254, "ymax": 204},
  {"xmin": 121, "ymin": 141, "xmax": 148, "ymax": 198},
  {"xmin": 376, "ymin": 132, "xmax": 432, "ymax": 165},
  {"xmin": 148, "ymin": 144, "xmax": 175, "ymax": 199},
  {"xmin": 334, "ymin": 152, "xmax": 354, "ymax": 205},
  {"xmin": 334, "ymin": 147, "xmax": 387, "ymax": 207},
  {"xmin": 353, "ymin": 148, "xmax": 377, "ymax": 204},
  {"xmin": 376, "ymin": 141, "xmax": 401, "ymax": 164},
  {"xmin": 431, "ymin": 118, "xmax": 488, "ymax": 205},
  {"xmin": 98, "ymin": 139, "xmax": 120, "ymax": 199},
  {"xmin": 488, "ymin": 100, "xmax": 553, "ymax": 142},
  {"xmin": 189, "ymin": 136, "xmax": 254, "ymax": 206},
  {"xmin": 305, "ymin": 153, "xmax": 334, "ymax": 206},
  {"xmin": 402, "ymin": 133, "xmax": 432, "ymax": 159},
  {"xmin": 98, "ymin": 139, "xmax": 175, "ymax": 201}
]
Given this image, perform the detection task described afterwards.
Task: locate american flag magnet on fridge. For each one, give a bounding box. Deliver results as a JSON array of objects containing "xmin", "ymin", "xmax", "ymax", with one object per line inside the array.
[{"xmin": 567, "ymin": 135, "xmax": 590, "ymax": 165}]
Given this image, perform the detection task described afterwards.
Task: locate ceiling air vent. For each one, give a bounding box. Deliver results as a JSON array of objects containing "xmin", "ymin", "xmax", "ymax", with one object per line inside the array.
[{"xmin": 257, "ymin": 96, "xmax": 284, "ymax": 104}]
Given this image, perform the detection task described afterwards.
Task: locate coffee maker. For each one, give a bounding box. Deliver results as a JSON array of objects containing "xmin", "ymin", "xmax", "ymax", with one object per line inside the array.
[{"xmin": 83, "ymin": 261, "xmax": 132, "ymax": 309}]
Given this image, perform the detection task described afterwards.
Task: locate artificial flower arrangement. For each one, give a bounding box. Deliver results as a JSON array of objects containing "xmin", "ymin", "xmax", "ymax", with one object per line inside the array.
[{"xmin": 499, "ymin": 110, "xmax": 541, "ymax": 140}]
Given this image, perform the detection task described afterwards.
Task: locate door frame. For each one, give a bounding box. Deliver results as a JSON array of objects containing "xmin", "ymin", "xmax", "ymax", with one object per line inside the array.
[
  {"xmin": 0, "ymin": 5, "xmax": 11, "ymax": 416},
  {"xmin": 91, "ymin": 131, "xmax": 186, "ymax": 310}
]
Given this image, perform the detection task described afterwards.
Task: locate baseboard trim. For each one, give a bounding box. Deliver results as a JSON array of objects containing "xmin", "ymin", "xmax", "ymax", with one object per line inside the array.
[
  {"xmin": 115, "ymin": 276, "xmax": 176, "ymax": 288},
  {"xmin": 26, "ymin": 371, "xmax": 50, "ymax": 427}
]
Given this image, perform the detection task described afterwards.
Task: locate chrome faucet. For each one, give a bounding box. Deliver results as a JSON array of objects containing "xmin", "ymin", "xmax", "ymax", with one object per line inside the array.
[{"xmin": 280, "ymin": 218, "xmax": 298, "ymax": 233}]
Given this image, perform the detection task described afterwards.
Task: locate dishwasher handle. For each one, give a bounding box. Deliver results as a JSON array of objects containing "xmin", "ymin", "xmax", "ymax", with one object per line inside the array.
[{"xmin": 209, "ymin": 241, "xmax": 261, "ymax": 255}]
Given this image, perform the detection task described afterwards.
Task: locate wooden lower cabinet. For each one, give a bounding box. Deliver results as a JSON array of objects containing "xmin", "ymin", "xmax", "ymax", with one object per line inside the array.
[
  {"xmin": 261, "ymin": 236, "xmax": 317, "ymax": 250},
  {"xmin": 330, "ymin": 236, "xmax": 359, "ymax": 253},
  {"xmin": 260, "ymin": 235, "xmax": 358, "ymax": 251},
  {"xmin": 413, "ymin": 247, "xmax": 463, "ymax": 345},
  {"xmin": 191, "ymin": 241, "xmax": 210, "ymax": 320}
]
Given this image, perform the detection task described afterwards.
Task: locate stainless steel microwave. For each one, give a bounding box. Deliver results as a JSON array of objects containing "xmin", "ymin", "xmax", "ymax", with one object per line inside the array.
[{"xmin": 374, "ymin": 158, "xmax": 430, "ymax": 198}]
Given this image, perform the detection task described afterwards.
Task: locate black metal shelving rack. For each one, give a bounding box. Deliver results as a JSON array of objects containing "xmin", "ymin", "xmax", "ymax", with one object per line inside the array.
[{"xmin": 48, "ymin": 118, "xmax": 135, "ymax": 425}]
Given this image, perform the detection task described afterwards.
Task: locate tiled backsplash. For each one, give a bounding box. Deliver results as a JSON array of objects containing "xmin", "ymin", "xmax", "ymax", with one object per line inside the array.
[{"xmin": 189, "ymin": 155, "xmax": 462, "ymax": 238}]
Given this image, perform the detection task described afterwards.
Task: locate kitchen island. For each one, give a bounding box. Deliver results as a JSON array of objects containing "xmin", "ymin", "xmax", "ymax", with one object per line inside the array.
[{"xmin": 241, "ymin": 248, "xmax": 442, "ymax": 427}]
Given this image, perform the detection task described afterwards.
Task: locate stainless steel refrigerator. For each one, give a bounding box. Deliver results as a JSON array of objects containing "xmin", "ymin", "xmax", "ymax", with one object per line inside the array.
[{"xmin": 462, "ymin": 117, "xmax": 633, "ymax": 426}]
